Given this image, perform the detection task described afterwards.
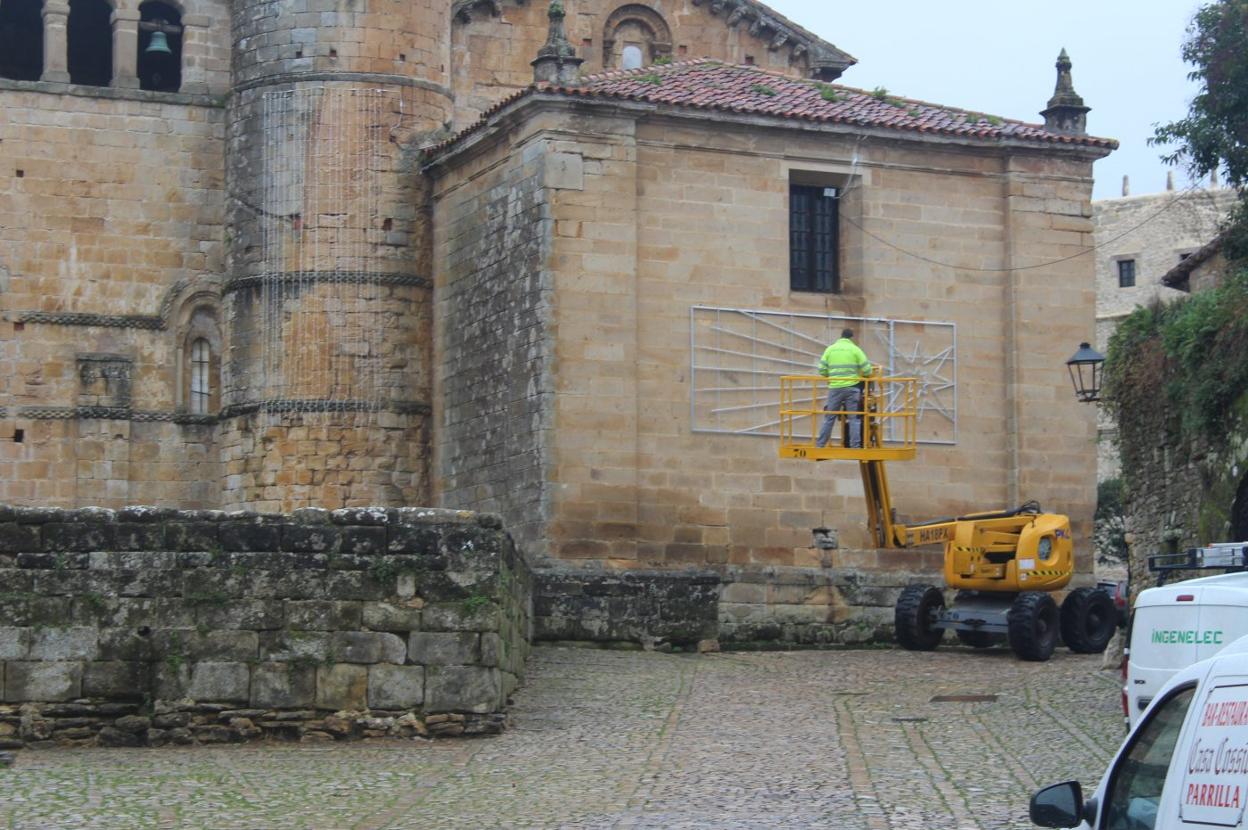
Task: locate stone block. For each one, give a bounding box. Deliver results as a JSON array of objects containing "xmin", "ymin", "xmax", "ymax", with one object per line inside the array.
[
  {"xmin": 41, "ymin": 522, "xmax": 116, "ymax": 552},
  {"xmin": 480, "ymin": 633, "xmax": 503, "ymax": 668},
  {"xmin": 187, "ymin": 662, "xmax": 250, "ymax": 703},
  {"xmin": 280, "ymin": 524, "xmax": 341, "ymax": 553},
  {"xmin": 153, "ymin": 662, "xmax": 191, "ymax": 701},
  {"xmin": 323, "ymin": 571, "xmax": 386, "ymax": 601},
  {"xmin": 195, "ymin": 600, "xmax": 282, "ymax": 631},
  {"xmin": 83, "ymin": 662, "xmax": 148, "ymax": 698},
  {"xmin": 331, "ymin": 632, "xmax": 405, "ymax": 664},
  {"xmin": 113, "ymin": 524, "xmax": 166, "ymax": 551},
  {"xmin": 258, "ymin": 631, "xmax": 331, "ymax": 663},
  {"xmin": 339, "ymin": 527, "xmax": 386, "ymax": 555},
  {"xmin": 0, "ymin": 628, "xmax": 30, "ymax": 660},
  {"xmin": 367, "ymin": 664, "xmax": 424, "ymax": 709},
  {"xmin": 424, "ymin": 666, "xmax": 502, "ymax": 714},
  {"xmin": 285, "ymin": 601, "xmax": 361, "ymax": 631},
  {"xmin": 315, "ymin": 664, "xmax": 368, "ymax": 710},
  {"xmin": 361, "ymin": 602, "xmax": 422, "ymax": 632},
  {"xmin": 408, "ymin": 632, "xmax": 480, "ymax": 666},
  {"xmin": 182, "ymin": 631, "xmax": 259, "ymax": 662},
  {"xmin": 422, "ymin": 602, "xmax": 500, "ymax": 632},
  {"xmin": 165, "ymin": 522, "xmax": 220, "ymax": 550},
  {"xmin": 5, "ymin": 662, "xmax": 82, "ymax": 702},
  {"xmin": 250, "ymin": 662, "xmax": 315, "ymax": 708},
  {"xmin": 29, "ymin": 627, "xmax": 98, "ymax": 661},
  {"xmin": 0, "ymin": 523, "xmax": 40, "ymax": 552},
  {"xmin": 220, "ymin": 522, "xmax": 280, "ymax": 552},
  {"xmin": 386, "ymin": 523, "xmax": 441, "ymax": 556}
]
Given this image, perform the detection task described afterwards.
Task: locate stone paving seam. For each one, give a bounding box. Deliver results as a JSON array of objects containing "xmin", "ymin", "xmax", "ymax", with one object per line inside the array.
[
  {"xmin": 615, "ymin": 657, "xmax": 697, "ymax": 826},
  {"xmin": 902, "ymin": 721, "xmax": 982, "ymax": 830},
  {"xmin": 352, "ymin": 744, "xmax": 480, "ymax": 830},
  {"xmin": 965, "ymin": 712, "xmax": 1039, "ymax": 792},
  {"xmin": 832, "ymin": 696, "xmax": 890, "ymax": 830},
  {"xmin": 1035, "ymin": 700, "xmax": 1118, "ymax": 768}
]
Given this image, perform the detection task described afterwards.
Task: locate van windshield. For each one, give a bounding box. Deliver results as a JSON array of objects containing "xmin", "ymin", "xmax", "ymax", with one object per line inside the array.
[{"xmin": 1103, "ymin": 685, "xmax": 1196, "ymax": 830}]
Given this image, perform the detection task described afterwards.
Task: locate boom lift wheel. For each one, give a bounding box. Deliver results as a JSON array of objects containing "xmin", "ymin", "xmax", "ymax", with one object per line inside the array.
[
  {"xmin": 895, "ymin": 584, "xmax": 945, "ymax": 651},
  {"xmin": 1059, "ymin": 587, "xmax": 1116, "ymax": 654},
  {"xmin": 1007, "ymin": 592, "xmax": 1059, "ymax": 662}
]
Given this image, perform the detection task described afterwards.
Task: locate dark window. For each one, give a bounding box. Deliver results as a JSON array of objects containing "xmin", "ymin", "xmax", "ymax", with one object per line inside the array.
[
  {"xmin": 1117, "ymin": 259, "xmax": 1136, "ymax": 288},
  {"xmin": 0, "ymin": 0, "xmax": 43, "ymax": 81},
  {"xmin": 790, "ymin": 184, "xmax": 840, "ymax": 293},
  {"xmin": 138, "ymin": 1, "xmax": 181, "ymax": 92},
  {"xmin": 1101, "ymin": 683, "xmax": 1195, "ymax": 830},
  {"xmin": 68, "ymin": 0, "xmax": 112, "ymax": 87}
]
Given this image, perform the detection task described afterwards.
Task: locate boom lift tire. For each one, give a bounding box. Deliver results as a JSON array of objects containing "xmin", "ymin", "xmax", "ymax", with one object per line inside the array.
[
  {"xmin": 895, "ymin": 584, "xmax": 945, "ymax": 651},
  {"xmin": 1007, "ymin": 592, "xmax": 1059, "ymax": 662},
  {"xmin": 1059, "ymin": 587, "xmax": 1116, "ymax": 654}
]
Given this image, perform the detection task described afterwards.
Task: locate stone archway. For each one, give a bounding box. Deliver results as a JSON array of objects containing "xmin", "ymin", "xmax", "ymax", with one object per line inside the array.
[{"xmin": 1233, "ymin": 473, "xmax": 1248, "ymax": 542}]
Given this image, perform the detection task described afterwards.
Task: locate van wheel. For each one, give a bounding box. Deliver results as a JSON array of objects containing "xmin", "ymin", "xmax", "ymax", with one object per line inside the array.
[
  {"xmin": 1060, "ymin": 587, "xmax": 1117, "ymax": 654},
  {"xmin": 1007, "ymin": 592, "xmax": 1059, "ymax": 661},
  {"xmin": 955, "ymin": 629, "xmax": 1001, "ymax": 648},
  {"xmin": 895, "ymin": 585, "xmax": 944, "ymax": 651}
]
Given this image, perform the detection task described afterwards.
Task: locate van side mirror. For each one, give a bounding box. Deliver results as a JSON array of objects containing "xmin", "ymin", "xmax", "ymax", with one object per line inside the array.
[{"xmin": 1030, "ymin": 781, "xmax": 1084, "ymax": 827}]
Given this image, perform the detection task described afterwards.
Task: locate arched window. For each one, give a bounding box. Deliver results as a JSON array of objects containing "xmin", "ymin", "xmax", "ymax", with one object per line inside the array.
[
  {"xmin": 603, "ymin": 5, "xmax": 671, "ymax": 70},
  {"xmin": 190, "ymin": 338, "xmax": 211, "ymax": 414},
  {"xmin": 67, "ymin": 0, "xmax": 112, "ymax": 87},
  {"xmin": 0, "ymin": 0, "xmax": 43, "ymax": 81},
  {"xmin": 138, "ymin": 1, "xmax": 181, "ymax": 92},
  {"xmin": 621, "ymin": 44, "xmax": 643, "ymax": 70}
]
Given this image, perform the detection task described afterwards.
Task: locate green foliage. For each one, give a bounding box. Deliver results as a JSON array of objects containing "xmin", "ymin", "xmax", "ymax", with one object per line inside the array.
[
  {"xmin": 462, "ymin": 594, "xmax": 492, "ymax": 614},
  {"xmin": 1152, "ymin": 1, "xmax": 1248, "ymax": 263},
  {"xmin": 636, "ymin": 73, "xmax": 663, "ymax": 85},
  {"xmin": 815, "ymin": 83, "xmax": 839, "ymax": 102},
  {"xmin": 750, "ymin": 84, "xmax": 778, "ymax": 97},
  {"xmin": 1103, "ymin": 266, "xmax": 1248, "ymax": 449},
  {"xmin": 870, "ymin": 86, "xmax": 889, "ymax": 100},
  {"xmin": 653, "ymin": 56, "xmax": 673, "ymax": 66},
  {"xmin": 1094, "ymin": 479, "xmax": 1129, "ymax": 564},
  {"xmin": 985, "ymin": 114, "xmax": 1003, "ymax": 127},
  {"xmin": 1152, "ymin": 1, "xmax": 1248, "ymax": 191}
]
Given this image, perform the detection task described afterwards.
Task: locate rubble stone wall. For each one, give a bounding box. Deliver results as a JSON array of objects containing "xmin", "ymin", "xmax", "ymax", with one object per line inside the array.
[{"xmin": 0, "ymin": 504, "xmax": 532, "ymax": 748}]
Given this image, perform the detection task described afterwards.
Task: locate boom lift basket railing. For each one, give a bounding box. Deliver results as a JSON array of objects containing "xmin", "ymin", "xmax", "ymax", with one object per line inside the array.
[{"xmin": 778, "ymin": 373, "xmax": 918, "ymax": 463}]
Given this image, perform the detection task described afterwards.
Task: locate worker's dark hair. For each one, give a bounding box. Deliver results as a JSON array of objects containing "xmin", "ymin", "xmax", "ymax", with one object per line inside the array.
[{"xmin": 840, "ymin": 328, "xmax": 854, "ymax": 339}]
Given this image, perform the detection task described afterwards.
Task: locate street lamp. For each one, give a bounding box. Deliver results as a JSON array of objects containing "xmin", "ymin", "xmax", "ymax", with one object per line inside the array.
[{"xmin": 1066, "ymin": 342, "xmax": 1105, "ymax": 402}]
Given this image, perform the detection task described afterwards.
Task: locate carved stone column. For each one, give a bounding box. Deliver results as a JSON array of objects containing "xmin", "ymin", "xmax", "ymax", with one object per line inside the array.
[
  {"xmin": 112, "ymin": 8, "xmax": 141, "ymax": 89},
  {"xmin": 40, "ymin": 1, "xmax": 71, "ymax": 83}
]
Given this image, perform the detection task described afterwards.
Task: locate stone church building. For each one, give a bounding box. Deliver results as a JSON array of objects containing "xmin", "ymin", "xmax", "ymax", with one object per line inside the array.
[{"xmin": 0, "ymin": 0, "xmax": 1114, "ymax": 572}]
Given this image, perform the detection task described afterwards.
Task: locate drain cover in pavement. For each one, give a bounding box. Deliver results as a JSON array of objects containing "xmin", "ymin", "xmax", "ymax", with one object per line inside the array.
[
  {"xmin": 930, "ymin": 694, "xmax": 998, "ymax": 703},
  {"xmin": 891, "ymin": 716, "xmax": 928, "ymax": 723}
]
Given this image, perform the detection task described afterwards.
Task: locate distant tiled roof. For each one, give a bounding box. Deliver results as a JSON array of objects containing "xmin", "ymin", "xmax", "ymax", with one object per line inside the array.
[
  {"xmin": 1161, "ymin": 230, "xmax": 1227, "ymax": 290},
  {"xmin": 427, "ymin": 60, "xmax": 1117, "ymax": 160}
]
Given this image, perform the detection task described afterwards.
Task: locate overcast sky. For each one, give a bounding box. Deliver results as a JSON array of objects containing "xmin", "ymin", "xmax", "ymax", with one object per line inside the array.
[{"xmin": 764, "ymin": 0, "xmax": 1207, "ymax": 200}]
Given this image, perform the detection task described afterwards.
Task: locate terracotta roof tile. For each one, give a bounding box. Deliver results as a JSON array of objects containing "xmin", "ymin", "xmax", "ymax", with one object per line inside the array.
[{"xmin": 426, "ymin": 59, "xmax": 1117, "ymax": 159}]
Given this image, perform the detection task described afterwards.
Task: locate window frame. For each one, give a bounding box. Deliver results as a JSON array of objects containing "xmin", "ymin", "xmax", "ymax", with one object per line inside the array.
[
  {"xmin": 1117, "ymin": 258, "xmax": 1137, "ymax": 289},
  {"xmin": 189, "ymin": 337, "xmax": 211, "ymax": 415},
  {"xmin": 1098, "ymin": 681, "xmax": 1197, "ymax": 830},
  {"xmin": 789, "ymin": 183, "xmax": 841, "ymax": 294}
]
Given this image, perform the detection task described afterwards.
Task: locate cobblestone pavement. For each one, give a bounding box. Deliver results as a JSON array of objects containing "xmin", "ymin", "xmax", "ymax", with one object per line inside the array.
[{"xmin": 0, "ymin": 645, "xmax": 1123, "ymax": 829}]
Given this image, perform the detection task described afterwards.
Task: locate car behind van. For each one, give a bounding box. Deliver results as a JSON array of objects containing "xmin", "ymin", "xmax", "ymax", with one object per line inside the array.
[
  {"xmin": 1032, "ymin": 634, "xmax": 1248, "ymax": 828},
  {"xmin": 1126, "ymin": 567, "xmax": 1248, "ymax": 729}
]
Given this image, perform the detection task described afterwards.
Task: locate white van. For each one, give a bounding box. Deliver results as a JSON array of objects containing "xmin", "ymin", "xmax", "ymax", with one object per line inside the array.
[
  {"xmin": 1035, "ymin": 634, "xmax": 1248, "ymax": 828},
  {"xmin": 1126, "ymin": 558, "xmax": 1248, "ymax": 729}
]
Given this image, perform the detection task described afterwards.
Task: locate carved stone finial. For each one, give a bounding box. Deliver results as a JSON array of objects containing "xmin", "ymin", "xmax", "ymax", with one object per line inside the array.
[
  {"xmin": 1040, "ymin": 47, "xmax": 1090, "ymax": 135},
  {"xmin": 532, "ymin": 0, "xmax": 584, "ymax": 86}
]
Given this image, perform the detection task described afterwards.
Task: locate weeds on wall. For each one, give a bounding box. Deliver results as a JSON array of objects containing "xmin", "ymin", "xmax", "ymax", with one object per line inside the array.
[{"xmin": 1104, "ymin": 266, "xmax": 1248, "ymax": 454}]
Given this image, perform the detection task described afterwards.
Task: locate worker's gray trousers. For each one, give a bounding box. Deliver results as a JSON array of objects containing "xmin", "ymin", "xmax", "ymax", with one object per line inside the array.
[{"xmin": 816, "ymin": 386, "xmax": 862, "ymax": 448}]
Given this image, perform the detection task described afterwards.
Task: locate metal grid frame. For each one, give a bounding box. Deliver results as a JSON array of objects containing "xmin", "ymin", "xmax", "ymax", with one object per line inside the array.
[{"xmin": 690, "ymin": 306, "xmax": 957, "ymax": 444}]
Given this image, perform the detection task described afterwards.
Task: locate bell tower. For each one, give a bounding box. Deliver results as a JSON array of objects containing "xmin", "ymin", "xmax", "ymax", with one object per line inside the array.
[{"xmin": 221, "ymin": 0, "xmax": 453, "ymax": 510}]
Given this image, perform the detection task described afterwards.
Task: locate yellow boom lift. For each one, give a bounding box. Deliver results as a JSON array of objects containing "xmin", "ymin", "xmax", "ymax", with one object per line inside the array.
[{"xmin": 779, "ymin": 372, "xmax": 1116, "ymax": 661}]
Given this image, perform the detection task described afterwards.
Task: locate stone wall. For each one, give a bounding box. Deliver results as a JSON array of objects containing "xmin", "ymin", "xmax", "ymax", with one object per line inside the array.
[
  {"xmin": 0, "ymin": 84, "xmax": 226, "ymax": 509},
  {"xmin": 430, "ymin": 120, "xmax": 555, "ymax": 557},
  {"xmin": 533, "ymin": 546, "xmax": 949, "ymax": 649},
  {"xmin": 1119, "ymin": 394, "xmax": 1248, "ymax": 594},
  {"xmin": 0, "ymin": 504, "xmax": 532, "ymax": 748}
]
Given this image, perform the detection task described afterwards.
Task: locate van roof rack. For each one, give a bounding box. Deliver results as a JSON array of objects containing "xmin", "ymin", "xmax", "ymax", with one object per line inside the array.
[{"xmin": 1149, "ymin": 543, "xmax": 1248, "ymax": 584}]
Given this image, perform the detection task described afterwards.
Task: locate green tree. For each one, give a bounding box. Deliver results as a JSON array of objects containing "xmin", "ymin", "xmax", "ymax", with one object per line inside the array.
[{"xmin": 1152, "ymin": 0, "xmax": 1248, "ymax": 260}]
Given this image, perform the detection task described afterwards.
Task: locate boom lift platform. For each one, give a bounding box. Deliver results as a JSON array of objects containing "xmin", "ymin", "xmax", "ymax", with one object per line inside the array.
[{"xmin": 779, "ymin": 373, "xmax": 1115, "ymax": 661}]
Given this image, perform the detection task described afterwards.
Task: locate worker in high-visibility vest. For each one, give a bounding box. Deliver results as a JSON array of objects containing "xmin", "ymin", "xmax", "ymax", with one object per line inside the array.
[{"xmin": 815, "ymin": 328, "xmax": 872, "ymax": 449}]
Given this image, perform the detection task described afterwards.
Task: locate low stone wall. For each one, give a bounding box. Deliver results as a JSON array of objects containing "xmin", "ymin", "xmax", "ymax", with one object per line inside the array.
[
  {"xmin": 0, "ymin": 505, "xmax": 532, "ymax": 749},
  {"xmin": 533, "ymin": 548, "xmax": 948, "ymax": 649}
]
